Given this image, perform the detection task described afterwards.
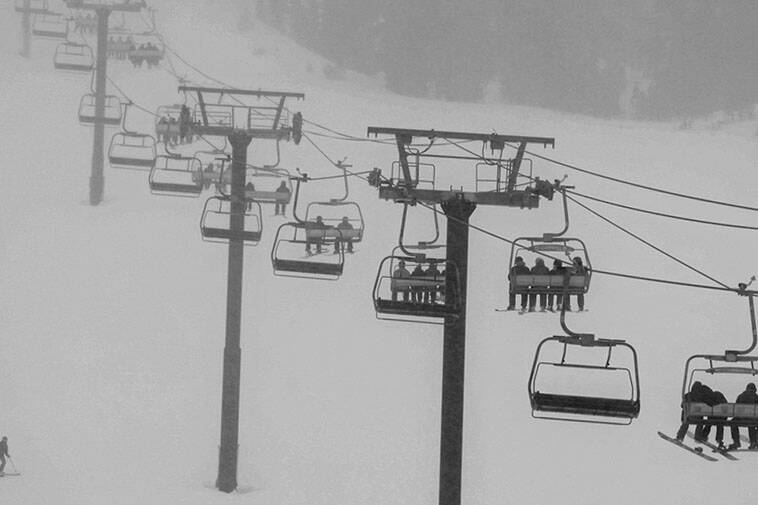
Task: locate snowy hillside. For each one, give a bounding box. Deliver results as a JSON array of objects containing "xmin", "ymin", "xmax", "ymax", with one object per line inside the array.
[{"xmin": 1, "ymin": 1, "xmax": 758, "ymax": 505}]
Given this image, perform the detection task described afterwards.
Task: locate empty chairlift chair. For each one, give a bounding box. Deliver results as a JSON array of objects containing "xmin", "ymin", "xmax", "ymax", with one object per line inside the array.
[
  {"xmin": 53, "ymin": 42, "xmax": 93, "ymax": 72},
  {"xmin": 200, "ymin": 196, "xmax": 262, "ymax": 244},
  {"xmin": 271, "ymin": 222, "xmax": 344, "ymax": 280},
  {"xmin": 108, "ymin": 103, "xmax": 157, "ymax": 170},
  {"xmin": 108, "ymin": 133, "xmax": 156, "ymax": 169},
  {"xmin": 372, "ymin": 255, "xmax": 461, "ymax": 324},
  {"xmin": 149, "ymin": 155, "xmax": 203, "ymax": 197},
  {"xmin": 78, "ymin": 94, "xmax": 122, "ymax": 126},
  {"xmin": 32, "ymin": 12, "xmax": 69, "ymax": 39},
  {"xmin": 528, "ymin": 334, "xmax": 641, "ymax": 425}
]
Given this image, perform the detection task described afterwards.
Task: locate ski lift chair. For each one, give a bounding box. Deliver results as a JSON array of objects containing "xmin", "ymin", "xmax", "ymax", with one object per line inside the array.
[
  {"xmin": 679, "ymin": 292, "xmax": 758, "ymax": 433},
  {"xmin": 528, "ymin": 333, "xmax": 641, "ymax": 425},
  {"xmin": 271, "ymin": 222, "xmax": 344, "ymax": 280},
  {"xmin": 15, "ymin": 0, "xmax": 49, "ymax": 13},
  {"xmin": 680, "ymin": 355, "xmax": 758, "ymax": 431},
  {"xmin": 304, "ymin": 200, "xmax": 364, "ymax": 248},
  {"xmin": 78, "ymin": 94, "xmax": 122, "ymax": 126},
  {"xmin": 53, "ymin": 42, "xmax": 93, "ymax": 72},
  {"xmin": 108, "ymin": 102, "xmax": 157, "ymax": 169},
  {"xmin": 149, "ymin": 154, "xmax": 203, "ymax": 196},
  {"xmin": 238, "ymin": 168, "xmax": 293, "ymax": 205},
  {"xmin": 200, "ymin": 196, "xmax": 262, "ymax": 244},
  {"xmin": 508, "ymin": 237, "xmax": 591, "ymax": 308},
  {"xmin": 372, "ymin": 254, "xmax": 460, "ymax": 324},
  {"xmin": 193, "ymin": 146, "xmax": 230, "ymax": 191},
  {"xmin": 32, "ymin": 12, "xmax": 68, "ymax": 39}
]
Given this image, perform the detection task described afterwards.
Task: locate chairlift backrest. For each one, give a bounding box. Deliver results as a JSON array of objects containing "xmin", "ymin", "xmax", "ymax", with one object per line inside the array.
[
  {"xmin": 108, "ymin": 132, "xmax": 156, "ymax": 170},
  {"xmin": 78, "ymin": 94, "xmax": 122, "ymax": 126},
  {"xmin": 53, "ymin": 42, "xmax": 93, "ymax": 72},
  {"xmin": 200, "ymin": 196, "xmax": 263, "ymax": 244}
]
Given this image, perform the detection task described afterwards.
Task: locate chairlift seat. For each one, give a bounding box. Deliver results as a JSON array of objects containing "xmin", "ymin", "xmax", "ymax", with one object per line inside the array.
[
  {"xmin": 53, "ymin": 42, "xmax": 93, "ymax": 72},
  {"xmin": 271, "ymin": 222, "xmax": 345, "ymax": 280},
  {"xmin": 246, "ymin": 189, "xmax": 291, "ymax": 204},
  {"xmin": 200, "ymin": 197, "xmax": 262, "ymax": 244},
  {"xmin": 32, "ymin": 12, "xmax": 68, "ymax": 39},
  {"xmin": 78, "ymin": 94, "xmax": 122, "ymax": 126},
  {"xmin": 272, "ymin": 259, "xmax": 343, "ymax": 277},
  {"xmin": 532, "ymin": 392, "xmax": 640, "ymax": 419},
  {"xmin": 149, "ymin": 155, "xmax": 203, "ymax": 196},
  {"xmin": 108, "ymin": 133, "xmax": 156, "ymax": 169}
]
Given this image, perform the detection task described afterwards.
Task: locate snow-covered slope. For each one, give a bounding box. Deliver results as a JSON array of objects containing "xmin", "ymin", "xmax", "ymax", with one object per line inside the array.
[{"xmin": 2, "ymin": 1, "xmax": 758, "ymax": 504}]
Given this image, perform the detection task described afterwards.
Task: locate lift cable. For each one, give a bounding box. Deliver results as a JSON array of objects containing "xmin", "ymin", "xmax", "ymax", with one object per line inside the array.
[
  {"xmin": 564, "ymin": 194, "xmax": 731, "ymax": 289},
  {"xmin": 500, "ymin": 142, "xmax": 758, "ymax": 213},
  {"xmin": 414, "ymin": 199, "xmax": 746, "ymax": 295},
  {"xmin": 566, "ymin": 190, "xmax": 758, "ymax": 231},
  {"xmin": 442, "ymin": 136, "xmax": 758, "ymax": 230}
]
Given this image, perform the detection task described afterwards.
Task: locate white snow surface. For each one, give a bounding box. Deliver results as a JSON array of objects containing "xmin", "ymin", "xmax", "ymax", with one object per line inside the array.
[{"xmin": 1, "ymin": 1, "xmax": 758, "ymax": 504}]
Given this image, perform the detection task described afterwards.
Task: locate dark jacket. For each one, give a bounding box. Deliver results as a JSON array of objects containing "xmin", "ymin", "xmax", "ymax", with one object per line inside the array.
[
  {"xmin": 531, "ymin": 263, "xmax": 550, "ymax": 275},
  {"xmin": 509, "ymin": 263, "xmax": 530, "ymax": 280},
  {"xmin": 0, "ymin": 440, "xmax": 8, "ymax": 457}
]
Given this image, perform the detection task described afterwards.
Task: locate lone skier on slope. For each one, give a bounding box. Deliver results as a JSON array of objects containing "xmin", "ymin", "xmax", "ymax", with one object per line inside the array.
[{"xmin": 0, "ymin": 436, "xmax": 9, "ymax": 475}]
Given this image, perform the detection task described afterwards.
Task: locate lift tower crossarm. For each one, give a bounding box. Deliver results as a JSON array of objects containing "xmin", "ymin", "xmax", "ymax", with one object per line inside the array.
[
  {"xmin": 178, "ymin": 87, "xmax": 304, "ymax": 140},
  {"xmin": 367, "ymin": 127, "xmax": 556, "ymax": 208}
]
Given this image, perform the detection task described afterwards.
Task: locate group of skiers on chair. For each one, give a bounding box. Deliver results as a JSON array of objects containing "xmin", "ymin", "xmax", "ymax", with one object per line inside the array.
[
  {"xmin": 676, "ymin": 381, "xmax": 758, "ymax": 451},
  {"xmin": 304, "ymin": 216, "xmax": 355, "ymax": 255},
  {"xmin": 390, "ymin": 260, "xmax": 445, "ymax": 304},
  {"xmin": 506, "ymin": 255, "xmax": 587, "ymax": 312},
  {"xmin": 156, "ymin": 105, "xmax": 195, "ymax": 145}
]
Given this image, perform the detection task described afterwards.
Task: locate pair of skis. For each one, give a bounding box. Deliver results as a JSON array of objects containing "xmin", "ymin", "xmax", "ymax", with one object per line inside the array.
[{"xmin": 658, "ymin": 431, "xmax": 738, "ymax": 462}]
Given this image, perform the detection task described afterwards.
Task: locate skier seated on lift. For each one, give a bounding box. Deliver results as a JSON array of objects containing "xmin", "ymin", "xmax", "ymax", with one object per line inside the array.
[
  {"xmin": 168, "ymin": 117, "xmax": 180, "ymax": 145},
  {"xmin": 391, "ymin": 260, "xmax": 411, "ymax": 302},
  {"xmin": 0, "ymin": 436, "xmax": 9, "ymax": 476},
  {"xmin": 179, "ymin": 105, "xmax": 192, "ymax": 144},
  {"xmin": 676, "ymin": 381, "xmax": 709, "ymax": 442},
  {"xmin": 203, "ymin": 163, "xmax": 215, "ymax": 189},
  {"xmin": 245, "ymin": 182, "xmax": 255, "ymax": 211},
  {"xmin": 424, "ymin": 262, "xmax": 443, "ymax": 303},
  {"xmin": 729, "ymin": 382, "xmax": 758, "ymax": 450},
  {"xmin": 156, "ymin": 117, "xmax": 169, "ymax": 143},
  {"xmin": 568, "ymin": 256, "xmax": 587, "ymax": 311},
  {"xmin": 305, "ymin": 216, "xmax": 327, "ymax": 255},
  {"xmin": 528, "ymin": 257, "xmax": 550, "ymax": 312},
  {"xmin": 547, "ymin": 259, "xmax": 566, "ymax": 311},
  {"xmin": 274, "ymin": 181, "xmax": 290, "ymax": 216},
  {"xmin": 334, "ymin": 216, "xmax": 354, "ymax": 254},
  {"xmin": 506, "ymin": 256, "xmax": 530, "ymax": 311},
  {"xmin": 700, "ymin": 388, "xmax": 729, "ymax": 450},
  {"xmin": 410, "ymin": 262, "xmax": 426, "ymax": 302}
]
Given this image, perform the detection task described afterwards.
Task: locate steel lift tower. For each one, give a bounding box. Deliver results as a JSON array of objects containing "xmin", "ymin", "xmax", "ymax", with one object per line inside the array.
[
  {"xmin": 179, "ymin": 86, "xmax": 304, "ymax": 493},
  {"xmin": 64, "ymin": 0, "xmax": 146, "ymax": 205},
  {"xmin": 368, "ymin": 127, "xmax": 556, "ymax": 505}
]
